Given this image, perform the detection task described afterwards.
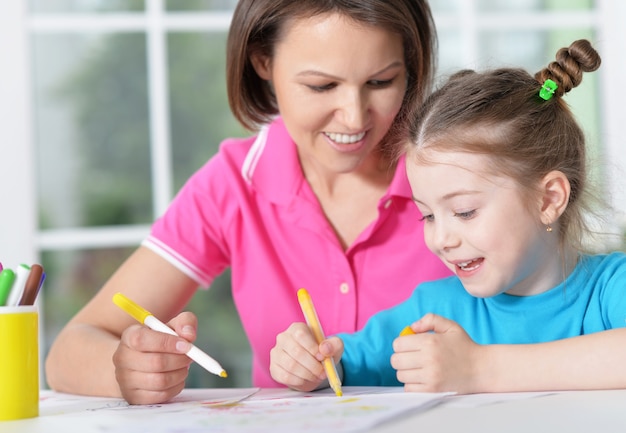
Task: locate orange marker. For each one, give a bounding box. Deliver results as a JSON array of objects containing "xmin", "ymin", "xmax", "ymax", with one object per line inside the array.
[{"xmin": 399, "ymin": 326, "xmax": 416, "ymax": 337}]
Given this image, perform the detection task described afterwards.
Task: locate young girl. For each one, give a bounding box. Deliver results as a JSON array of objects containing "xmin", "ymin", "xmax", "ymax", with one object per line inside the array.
[{"xmin": 270, "ymin": 39, "xmax": 626, "ymax": 394}]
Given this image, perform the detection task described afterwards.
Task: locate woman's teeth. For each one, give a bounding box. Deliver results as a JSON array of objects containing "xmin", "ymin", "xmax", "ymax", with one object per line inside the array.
[{"xmin": 325, "ymin": 131, "xmax": 366, "ymax": 144}]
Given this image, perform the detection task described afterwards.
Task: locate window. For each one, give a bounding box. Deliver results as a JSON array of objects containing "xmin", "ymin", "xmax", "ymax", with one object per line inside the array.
[{"xmin": 1, "ymin": 0, "xmax": 624, "ymax": 389}]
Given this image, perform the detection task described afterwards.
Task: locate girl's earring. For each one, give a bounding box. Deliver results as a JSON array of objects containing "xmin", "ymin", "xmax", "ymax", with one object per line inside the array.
[{"xmin": 546, "ymin": 225, "xmax": 553, "ymax": 233}]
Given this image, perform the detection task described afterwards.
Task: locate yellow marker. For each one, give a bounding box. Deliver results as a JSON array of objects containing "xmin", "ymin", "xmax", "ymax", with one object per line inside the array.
[
  {"xmin": 297, "ymin": 288, "xmax": 343, "ymax": 397},
  {"xmin": 113, "ymin": 292, "xmax": 227, "ymax": 378},
  {"xmin": 399, "ymin": 326, "xmax": 416, "ymax": 337}
]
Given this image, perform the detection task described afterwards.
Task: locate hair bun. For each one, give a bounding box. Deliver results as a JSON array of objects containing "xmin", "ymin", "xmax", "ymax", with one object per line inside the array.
[{"xmin": 535, "ymin": 39, "xmax": 601, "ymax": 97}]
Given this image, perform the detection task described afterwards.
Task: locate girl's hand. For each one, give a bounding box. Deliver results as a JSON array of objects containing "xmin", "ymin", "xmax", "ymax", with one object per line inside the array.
[
  {"xmin": 391, "ymin": 313, "xmax": 482, "ymax": 394},
  {"xmin": 112, "ymin": 311, "xmax": 198, "ymax": 404},
  {"xmin": 270, "ymin": 322, "xmax": 344, "ymax": 391}
]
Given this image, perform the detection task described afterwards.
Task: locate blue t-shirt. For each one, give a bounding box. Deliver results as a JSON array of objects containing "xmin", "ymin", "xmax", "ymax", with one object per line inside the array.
[{"xmin": 339, "ymin": 252, "xmax": 626, "ymax": 386}]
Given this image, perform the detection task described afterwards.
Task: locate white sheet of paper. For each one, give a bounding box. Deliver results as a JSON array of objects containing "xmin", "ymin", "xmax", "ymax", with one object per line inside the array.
[{"xmin": 38, "ymin": 388, "xmax": 450, "ymax": 433}]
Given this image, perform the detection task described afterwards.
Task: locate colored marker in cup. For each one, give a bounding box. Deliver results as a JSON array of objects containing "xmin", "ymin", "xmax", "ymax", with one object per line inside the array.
[
  {"xmin": 19, "ymin": 264, "xmax": 44, "ymax": 306},
  {"xmin": 0, "ymin": 269, "xmax": 16, "ymax": 306}
]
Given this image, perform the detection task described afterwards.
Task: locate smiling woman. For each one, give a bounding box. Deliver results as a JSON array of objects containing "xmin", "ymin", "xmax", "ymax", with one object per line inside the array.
[
  {"xmin": 247, "ymin": 12, "xmax": 408, "ymax": 248},
  {"xmin": 43, "ymin": 0, "xmax": 452, "ymax": 405}
]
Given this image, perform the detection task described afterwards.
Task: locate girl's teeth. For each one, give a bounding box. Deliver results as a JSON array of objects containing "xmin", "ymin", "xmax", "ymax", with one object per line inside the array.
[
  {"xmin": 458, "ymin": 260, "xmax": 480, "ymax": 271},
  {"xmin": 325, "ymin": 131, "xmax": 365, "ymax": 144}
]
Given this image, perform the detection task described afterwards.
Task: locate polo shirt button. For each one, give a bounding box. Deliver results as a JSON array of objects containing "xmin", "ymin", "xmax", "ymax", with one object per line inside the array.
[
  {"xmin": 384, "ymin": 199, "xmax": 392, "ymax": 209},
  {"xmin": 339, "ymin": 283, "xmax": 350, "ymax": 294}
]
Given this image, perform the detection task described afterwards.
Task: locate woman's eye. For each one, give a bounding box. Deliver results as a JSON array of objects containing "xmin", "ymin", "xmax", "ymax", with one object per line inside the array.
[
  {"xmin": 307, "ymin": 83, "xmax": 336, "ymax": 92},
  {"xmin": 419, "ymin": 214, "xmax": 434, "ymax": 222},
  {"xmin": 454, "ymin": 210, "xmax": 477, "ymax": 219},
  {"xmin": 368, "ymin": 79, "xmax": 394, "ymax": 88},
  {"xmin": 307, "ymin": 78, "xmax": 394, "ymax": 93}
]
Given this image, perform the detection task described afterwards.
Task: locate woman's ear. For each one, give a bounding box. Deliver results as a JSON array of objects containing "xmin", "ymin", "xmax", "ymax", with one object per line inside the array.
[
  {"xmin": 250, "ymin": 52, "xmax": 272, "ymax": 80},
  {"xmin": 539, "ymin": 170, "xmax": 571, "ymax": 225}
]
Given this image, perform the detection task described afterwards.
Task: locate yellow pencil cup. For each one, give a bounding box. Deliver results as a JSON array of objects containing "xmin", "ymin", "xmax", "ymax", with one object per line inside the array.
[{"xmin": 0, "ymin": 305, "xmax": 39, "ymax": 421}]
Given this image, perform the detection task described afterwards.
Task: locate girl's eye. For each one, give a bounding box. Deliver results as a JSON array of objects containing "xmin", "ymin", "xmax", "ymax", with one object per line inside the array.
[
  {"xmin": 454, "ymin": 210, "xmax": 477, "ymax": 219},
  {"xmin": 419, "ymin": 214, "xmax": 434, "ymax": 222}
]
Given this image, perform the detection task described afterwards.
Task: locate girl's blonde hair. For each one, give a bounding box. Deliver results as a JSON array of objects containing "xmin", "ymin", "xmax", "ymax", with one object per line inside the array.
[{"xmin": 404, "ymin": 39, "xmax": 601, "ymax": 251}]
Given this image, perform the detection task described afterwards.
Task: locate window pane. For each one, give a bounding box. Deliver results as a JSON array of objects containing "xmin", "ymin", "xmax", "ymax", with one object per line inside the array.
[
  {"xmin": 31, "ymin": 33, "xmax": 153, "ymax": 229},
  {"xmin": 168, "ymin": 32, "xmax": 247, "ymax": 190},
  {"xmin": 430, "ymin": 0, "xmax": 459, "ymax": 13},
  {"xmin": 166, "ymin": 0, "xmax": 238, "ymax": 12},
  {"xmin": 436, "ymin": 29, "xmax": 464, "ymax": 76},
  {"xmin": 30, "ymin": 0, "xmax": 144, "ymax": 13},
  {"xmin": 41, "ymin": 247, "xmax": 135, "ymax": 363},
  {"xmin": 478, "ymin": 28, "xmax": 594, "ymax": 70},
  {"xmin": 477, "ymin": 0, "xmax": 593, "ymax": 11}
]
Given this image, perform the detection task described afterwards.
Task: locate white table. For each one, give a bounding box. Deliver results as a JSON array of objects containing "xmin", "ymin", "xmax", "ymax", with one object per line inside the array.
[
  {"xmin": 3, "ymin": 388, "xmax": 626, "ymax": 432},
  {"xmin": 376, "ymin": 389, "xmax": 626, "ymax": 433}
]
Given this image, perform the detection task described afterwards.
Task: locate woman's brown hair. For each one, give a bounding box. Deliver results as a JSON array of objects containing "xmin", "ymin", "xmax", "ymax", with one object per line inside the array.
[{"xmin": 226, "ymin": 0, "xmax": 437, "ymax": 136}]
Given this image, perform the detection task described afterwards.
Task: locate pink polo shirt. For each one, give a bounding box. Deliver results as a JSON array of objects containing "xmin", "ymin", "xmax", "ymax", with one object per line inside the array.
[{"xmin": 143, "ymin": 117, "xmax": 450, "ymax": 387}]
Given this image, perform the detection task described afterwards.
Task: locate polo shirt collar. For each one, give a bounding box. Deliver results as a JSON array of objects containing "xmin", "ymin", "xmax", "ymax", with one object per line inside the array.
[{"xmin": 241, "ymin": 118, "xmax": 302, "ymax": 205}]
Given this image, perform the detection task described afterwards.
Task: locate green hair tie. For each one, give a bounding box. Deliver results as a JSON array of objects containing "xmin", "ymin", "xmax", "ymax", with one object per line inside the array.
[{"xmin": 539, "ymin": 79, "xmax": 558, "ymax": 101}]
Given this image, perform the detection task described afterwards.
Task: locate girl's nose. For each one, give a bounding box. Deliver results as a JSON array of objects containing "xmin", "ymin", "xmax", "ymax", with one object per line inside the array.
[{"xmin": 430, "ymin": 221, "xmax": 460, "ymax": 252}]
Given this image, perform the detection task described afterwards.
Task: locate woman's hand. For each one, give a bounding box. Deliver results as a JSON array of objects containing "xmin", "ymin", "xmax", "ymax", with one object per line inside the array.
[
  {"xmin": 112, "ymin": 311, "xmax": 198, "ymax": 404},
  {"xmin": 391, "ymin": 313, "xmax": 482, "ymax": 394},
  {"xmin": 270, "ymin": 322, "xmax": 344, "ymax": 392}
]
